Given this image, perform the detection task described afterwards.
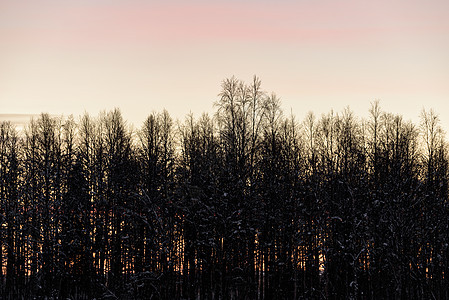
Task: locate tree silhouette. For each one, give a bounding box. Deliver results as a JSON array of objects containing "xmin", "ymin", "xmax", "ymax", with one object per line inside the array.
[{"xmin": 0, "ymin": 77, "xmax": 447, "ymax": 299}]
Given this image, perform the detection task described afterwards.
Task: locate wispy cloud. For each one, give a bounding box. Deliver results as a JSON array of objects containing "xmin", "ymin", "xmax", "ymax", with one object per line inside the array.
[{"xmin": 0, "ymin": 114, "xmax": 39, "ymax": 130}]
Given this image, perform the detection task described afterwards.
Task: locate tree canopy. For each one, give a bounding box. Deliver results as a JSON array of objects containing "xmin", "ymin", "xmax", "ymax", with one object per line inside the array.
[{"xmin": 0, "ymin": 77, "xmax": 448, "ymax": 299}]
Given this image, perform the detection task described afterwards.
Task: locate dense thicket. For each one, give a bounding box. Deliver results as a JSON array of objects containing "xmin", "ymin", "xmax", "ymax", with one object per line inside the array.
[{"xmin": 0, "ymin": 77, "xmax": 448, "ymax": 299}]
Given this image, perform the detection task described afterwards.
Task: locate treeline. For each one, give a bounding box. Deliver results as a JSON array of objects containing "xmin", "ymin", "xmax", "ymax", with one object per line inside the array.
[{"xmin": 0, "ymin": 76, "xmax": 448, "ymax": 299}]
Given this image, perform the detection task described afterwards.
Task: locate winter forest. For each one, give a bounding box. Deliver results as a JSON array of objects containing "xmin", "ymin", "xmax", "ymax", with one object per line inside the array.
[{"xmin": 0, "ymin": 77, "xmax": 448, "ymax": 299}]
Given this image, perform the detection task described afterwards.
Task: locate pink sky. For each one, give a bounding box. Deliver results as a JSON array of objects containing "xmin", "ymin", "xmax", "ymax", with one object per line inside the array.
[{"xmin": 1, "ymin": 0, "xmax": 449, "ymax": 129}]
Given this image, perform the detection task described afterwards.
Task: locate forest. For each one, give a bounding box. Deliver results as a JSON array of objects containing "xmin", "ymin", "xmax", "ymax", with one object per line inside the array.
[{"xmin": 0, "ymin": 76, "xmax": 448, "ymax": 299}]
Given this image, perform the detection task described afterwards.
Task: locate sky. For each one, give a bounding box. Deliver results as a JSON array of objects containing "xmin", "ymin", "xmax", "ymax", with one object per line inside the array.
[{"xmin": 1, "ymin": 0, "xmax": 449, "ymax": 131}]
